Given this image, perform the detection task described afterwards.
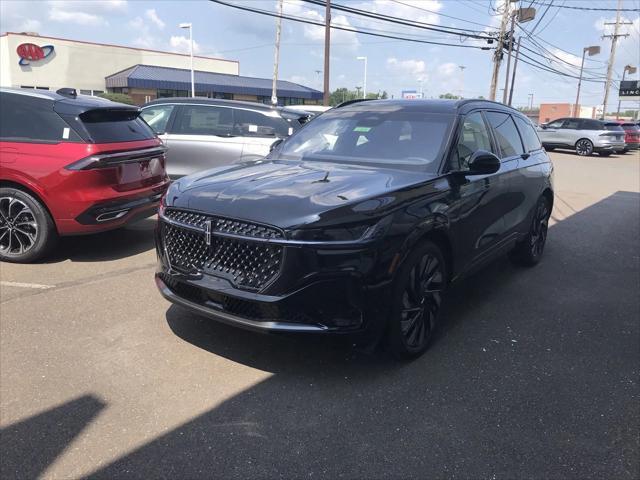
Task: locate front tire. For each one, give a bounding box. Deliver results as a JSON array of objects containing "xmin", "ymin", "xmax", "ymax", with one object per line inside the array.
[
  {"xmin": 0, "ymin": 188, "xmax": 57, "ymax": 263},
  {"xmin": 575, "ymin": 139, "xmax": 594, "ymax": 156},
  {"xmin": 510, "ymin": 196, "xmax": 550, "ymax": 267},
  {"xmin": 387, "ymin": 241, "xmax": 447, "ymax": 360}
]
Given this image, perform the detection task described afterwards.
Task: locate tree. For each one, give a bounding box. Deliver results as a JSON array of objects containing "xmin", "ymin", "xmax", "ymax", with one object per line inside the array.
[
  {"xmin": 97, "ymin": 92, "xmax": 135, "ymax": 105},
  {"xmin": 438, "ymin": 93, "xmax": 461, "ymax": 100}
]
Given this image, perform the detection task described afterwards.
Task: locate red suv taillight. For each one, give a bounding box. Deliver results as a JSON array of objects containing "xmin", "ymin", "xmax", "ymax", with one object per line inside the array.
[{"xmin": 65, "ymin": 146, "xmax": 167, "ymax": 170}]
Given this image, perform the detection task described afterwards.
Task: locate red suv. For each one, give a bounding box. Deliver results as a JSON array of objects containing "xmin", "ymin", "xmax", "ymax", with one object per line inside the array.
[
  {"xmin": 0, "ymin": 88, "xmax": 170, "ymax": 263},
  {"xmin": 616, "ymin": 121, "xmax": 640, "ymax": 153}
]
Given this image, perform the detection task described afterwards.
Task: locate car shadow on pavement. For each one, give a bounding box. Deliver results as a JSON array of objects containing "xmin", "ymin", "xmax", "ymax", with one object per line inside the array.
[
  {"xmin": 0, "ymin": 395, "xmax": 105, "ymax": 480},
  {"xmin": 44, "ymin": 218, "xmax": 157, "ymax": 263},
  {"xmin": 8, "ymin": 192, "xmax": 639, "ymax": 479}
]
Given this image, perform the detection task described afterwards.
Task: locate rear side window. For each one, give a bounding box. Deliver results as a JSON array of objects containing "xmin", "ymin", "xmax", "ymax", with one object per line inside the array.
[
  {"xmin": 173, "ymin": 105, "xmax": 233, "ymax": 136},
  {"xmin": 233, "ymin": 109, "xmax": 290, "ymax": 137},
  {"xmin": 453, "ymin": 112, "xmax": 493, "ymax": 169},
  {"xmin": 140, "ymin": 105, "xmax": 175, "ymax": 134},
  {"xmin": 581, "ymin": 119, "xmax": 603, "ymax": 130},
  {"xmin": 514, "ymin": 116, "xmax": 542, "ymax": 152},
  {"xmin": 485, "ymin": 112, "xmax": 524, "ymax": 158},
  {"xmin": 0, "ymin": 92, "xmax": 81, "ymax": 143},
  {"xmin": 78, "ymin": 109, "xmax": 156, "ymax": 143},
  {"xmin": 604, "ymin": 122, "xmax": 624, "ymax": 132}
]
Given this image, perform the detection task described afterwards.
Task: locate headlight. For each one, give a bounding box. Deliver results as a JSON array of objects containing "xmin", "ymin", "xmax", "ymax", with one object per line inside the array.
[{"xmin": 287, "ymin": 215, "xmax": 393, "ymax": 243}]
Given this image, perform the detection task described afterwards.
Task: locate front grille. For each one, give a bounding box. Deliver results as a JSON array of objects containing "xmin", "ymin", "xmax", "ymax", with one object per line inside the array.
[{"xmin": 162, "ymin": 208, "xmax": 284, "ymax": 291}]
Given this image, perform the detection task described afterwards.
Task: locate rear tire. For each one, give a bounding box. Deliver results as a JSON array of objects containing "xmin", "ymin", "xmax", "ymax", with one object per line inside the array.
[
  {"xmin": 0, "ymin": 187, "xmax": 57, "ymax": 263},
  {"xmin": 387, "ymin": 241, "xmax": 447, "ymax": 360},
  {"xmin": 575, "ymin": 139, "xmax": 594, "ymax": 156},
  {"xmin": 510, "ymin": 196, "xmax": 550, "ymax": 267}
]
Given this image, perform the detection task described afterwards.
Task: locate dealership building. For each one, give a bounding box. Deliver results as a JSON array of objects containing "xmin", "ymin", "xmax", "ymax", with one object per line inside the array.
[{"xmin": 0, "ymin": 32, "xmax": 322, "ymax": 106}]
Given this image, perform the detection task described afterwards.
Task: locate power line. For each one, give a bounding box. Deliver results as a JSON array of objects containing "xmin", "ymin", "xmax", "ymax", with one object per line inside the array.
[
  {"xmin": 529, "ymin": 1, "xmax": 640, "ymax": 12},
  {"xmin": 300, "ymin": 0, "xmax": 495, "ymax": 39},
  {"xmin": 209, "ymin": 0, "xmax": 491, "ymax": 49},
  {"xmin": 388, "ymin": 0, "xmax": 498, "ymax": 29}
]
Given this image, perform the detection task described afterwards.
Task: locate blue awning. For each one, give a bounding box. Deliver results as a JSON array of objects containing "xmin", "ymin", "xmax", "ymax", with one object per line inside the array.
[{"xmin": 106, "ymin": 64, "xmax": 323, "ymax": 100}]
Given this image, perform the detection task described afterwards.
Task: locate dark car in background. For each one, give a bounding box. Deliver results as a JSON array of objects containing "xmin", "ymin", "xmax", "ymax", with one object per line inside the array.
[
  {"xmin": 154, "ymin": 99, "xmax": 554, "ymax": 359},
  {"xmin": 537, "ymin": 117, "xmax": 625, "ymax": 156},
  {"xmin": 0, "ymin": 87, "xmax": 169, "ymax": 263},
  {"xmin": 141, "ymin": 98, "xmax": 310, "ymax": 178}
]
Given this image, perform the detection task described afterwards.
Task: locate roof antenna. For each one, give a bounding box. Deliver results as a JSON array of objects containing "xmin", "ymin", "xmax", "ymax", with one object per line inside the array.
[{"xmin": 56, "ymin": 88, "xmax": 77, "ymax": 99}]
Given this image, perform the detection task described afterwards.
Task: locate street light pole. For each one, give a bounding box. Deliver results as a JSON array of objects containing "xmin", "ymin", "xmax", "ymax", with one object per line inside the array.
[
  {"xmin": 323, "ymin": 0, "xmax": 331, "ymax": 106},
  {"xmin": 617, "ymin": 65, "xmax": 637, "ymax": 119},
  {"xmin": 574, "ymin": 46, "xmax": 601, "ymax": 117},
  {"xmin": 179, "ymin": 23, "xmax": 195, "ymax": 97},
  {"xmin": 271, "ymin": 0, "xmax": 284, "ymax": 106},
  {"xmin": 357, "ymin": 56, "xmax": 367, "ymax": 98},
  {"xmin": 458, "ymin": 65, "xmax": 466, "ymax": 98}
]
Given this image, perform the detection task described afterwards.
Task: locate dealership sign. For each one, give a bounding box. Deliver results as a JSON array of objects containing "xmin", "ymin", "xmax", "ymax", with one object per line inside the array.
[
  {"xmin": 16, "ymin": 43, "xmax": 55, "ymax": 66},
  {"xmin": 619, "ymin": 80, "xmax": 640, "ymax": 99},
  {"xmin": 401, "ymin": 90, "xmax": 424, "ymax": 100}
]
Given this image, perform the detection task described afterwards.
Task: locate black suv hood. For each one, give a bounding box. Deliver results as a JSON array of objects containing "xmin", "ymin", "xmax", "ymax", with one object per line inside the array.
[{"xmin": 166, "ymin": 160, "xmax": 439, "ymax": 229}]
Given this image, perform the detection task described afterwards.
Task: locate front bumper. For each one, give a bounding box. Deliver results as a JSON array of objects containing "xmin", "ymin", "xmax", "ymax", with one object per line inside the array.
[{"xmin": 156, "ymin": 269, "xmax": 377, "ymax": 334}]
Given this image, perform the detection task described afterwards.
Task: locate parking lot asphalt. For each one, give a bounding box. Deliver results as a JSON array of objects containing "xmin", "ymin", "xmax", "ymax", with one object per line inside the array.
[{"xmin": 1, "ymin": 151, "xmax": 638, "ymax": 479}]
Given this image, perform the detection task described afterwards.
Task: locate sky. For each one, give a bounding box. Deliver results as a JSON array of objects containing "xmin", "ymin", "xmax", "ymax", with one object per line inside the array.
[{"xmin": 1, "ymin": 0, "xmax": 639, "ymax": 110}]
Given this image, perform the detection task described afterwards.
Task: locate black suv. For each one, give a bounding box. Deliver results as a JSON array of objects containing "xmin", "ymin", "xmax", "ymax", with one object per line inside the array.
[{"xmin": 155, "ymin": 99, "xmax": 553, "ymax": 358}]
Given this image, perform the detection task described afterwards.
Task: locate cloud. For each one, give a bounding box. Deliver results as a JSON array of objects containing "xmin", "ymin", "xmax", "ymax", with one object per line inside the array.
[
  {"xmin": 47, "ymin": 0, "xmax": 128, "ymax": 26},
  {"xmin": 170, "ymin": 35, "xmax": 202, "ymax": 54},
  {"xmin": 436, "ymin": 62, "xmax": 458, "ymax": 77},
  {"xmin": 18, "ymin": 18, "xmax": 42, "ymax": 32},
  {"xmin": 358, "ymin": 0, "xmax": 442, "ymax": 26},
  {"xmin": 145, "ymin": 8, "xmax": 165, "ymax": 29},
  {"xmin": 386, "ymin": 57, "xmax": 428, "ymax": 81},
  {"xmin": 283, "ymin": 1, "xmax": 360, "ymax": 52},
  {"xmin": 49, "ymin": 9, "xmax": 106, "ymax": 26}
]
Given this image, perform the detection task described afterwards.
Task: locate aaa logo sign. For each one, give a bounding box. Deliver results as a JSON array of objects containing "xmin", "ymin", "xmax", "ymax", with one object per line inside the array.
[{"xmin": 16, "ymin": 43, "xmax": 55, "ymax": 66}]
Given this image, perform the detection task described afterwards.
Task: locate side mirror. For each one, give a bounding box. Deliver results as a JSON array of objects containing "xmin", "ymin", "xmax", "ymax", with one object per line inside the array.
[
  {"xmin": 270, "ymin": 138, "xmax": 284, "ymax": 152},
  {"xmin": 540, "ymin": 124, "xmax": 548, "ymax": 129},
  {"xmin": 467, "ymin": 150, "xmax": 500, "ymax": 175}
]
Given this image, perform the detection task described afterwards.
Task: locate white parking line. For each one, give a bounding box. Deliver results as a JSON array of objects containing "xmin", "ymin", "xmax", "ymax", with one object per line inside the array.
[{"xmin": 0, "ymin": 281, "xmax": 55, "ymax": 290}]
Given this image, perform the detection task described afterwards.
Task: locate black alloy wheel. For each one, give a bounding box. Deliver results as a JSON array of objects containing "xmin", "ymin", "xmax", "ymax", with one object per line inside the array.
[
  {"xmin": 388, "ymin": 241, "xmax": 447, "ymax": 359},
  {"xmin": 575, "ymin": 139, "xmax": 594, "ymax": 156},
  {"xmin": 510, "ymin": 196, "xmax": 550, "ymax": 267},
  {"xmin": 0, "ymin": 188, "xmax": 56, "ymax": 263}
]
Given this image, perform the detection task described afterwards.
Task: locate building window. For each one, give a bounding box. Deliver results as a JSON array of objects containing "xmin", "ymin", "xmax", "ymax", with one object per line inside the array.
[
  {"xmin": 80, "ymin": 89, "xmax": 92, "ymax": 95},
  {"xmin": 20, "ymin": 86, "xmax": 35, "ymax": 89},
  {"xmin": 157, "ymin": 89, "xmax": 189, "ymax": 98},
  {"xmin": 93, "ymin": 90, "xmax": 104, "ymax": 96},
  {"xmin": 36, "ymin": 86, "xmax": 49, "ymax": 90}
]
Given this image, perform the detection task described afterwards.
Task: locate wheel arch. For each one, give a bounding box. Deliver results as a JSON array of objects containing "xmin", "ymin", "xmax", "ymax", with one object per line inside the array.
[
  {"xmin": 541, "ymin": 187, "xmax": 554, "ymax": 212},
  {"xmin": 396, "ymin": 224, "xmax": 454, "ymax": 284},
  {"xmin": 0, "ymin": 179, "xmax": 58, "ymax": 233}
]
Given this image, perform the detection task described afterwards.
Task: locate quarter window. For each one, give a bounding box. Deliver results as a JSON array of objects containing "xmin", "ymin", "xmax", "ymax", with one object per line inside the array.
[
  {"xmin": 485, "ymin": 112, "xmax": 524, "ymax": 158},
  {"xmin": 514, "ymin": 116, "xmax": 542, "ymax": 152},
  {"xmin": 454, "ymin": 112, "xmax": 492, "ymax": 169},
  {"xmin": 173, "ymin": 105, "xmax": 233, "ymax": 136},
  {"xmin": 141, "ymin": 105, "xmax": 175, "ymax": 134}
]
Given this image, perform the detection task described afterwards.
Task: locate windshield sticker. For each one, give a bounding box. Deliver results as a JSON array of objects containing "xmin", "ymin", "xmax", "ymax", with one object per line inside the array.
[
  {"xmin": 248, "ymin": 124, "xmax": 258, "ymax": 133},
  {"xmin": 353, "ymin": 126, "xmax": 371, "ymax": 132}
]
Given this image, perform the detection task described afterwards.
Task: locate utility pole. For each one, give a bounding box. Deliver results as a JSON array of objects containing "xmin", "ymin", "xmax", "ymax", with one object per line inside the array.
[
  {"xmin": 271, "ymin": 0, "xmax": 283, "ymax": 106},
  {"xmin": 502, "ymin": 12, "xmax": 517, "ymax": 104},
  {"xmin": 323, "ymin": 0, "xmax": 331, "ymax": 106},
  {"xmin": 528, "ymin": 93, "xmax": 534, "ymax": 110},
  {"xmin": 459, "ymin": 65, "xmax": 466, "ymax": 98},
  {"xmin": 507, "ymin": 36, "xmax": 521, "ymax": 106},
  {"xmin": 602, "ymin": 0, "xmax": 631, "ymax": 118},
  {"xmin": 489, "ymin": 0, "xmax": 511, "ymax": 101}
]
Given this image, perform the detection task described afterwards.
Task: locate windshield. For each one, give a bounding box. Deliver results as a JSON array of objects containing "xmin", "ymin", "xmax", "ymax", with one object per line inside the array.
[
  {"xmin": 604, "ymin": 122, "xmax": 624, "ymax": 132},
  {"xmin": 273, "ymin": 108, "xmax": 454, "ymax": 171}
]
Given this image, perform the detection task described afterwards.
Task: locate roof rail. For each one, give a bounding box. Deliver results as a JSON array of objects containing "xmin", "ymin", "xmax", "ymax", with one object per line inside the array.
[{"xmin": 335, "ymin": 98, "xmax": 375, "ymax": 109}]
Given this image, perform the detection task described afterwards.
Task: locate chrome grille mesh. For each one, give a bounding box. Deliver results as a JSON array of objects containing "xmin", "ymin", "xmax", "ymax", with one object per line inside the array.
[{"xmin": 162, "ymin": 208, "xmax": 283, "ymax": 290}]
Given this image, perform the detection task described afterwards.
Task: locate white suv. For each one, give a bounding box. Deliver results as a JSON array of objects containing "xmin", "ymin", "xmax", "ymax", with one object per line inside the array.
[{"xmin": 538, "ymin": 118, "xmax": 625, "ymax": 156}]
